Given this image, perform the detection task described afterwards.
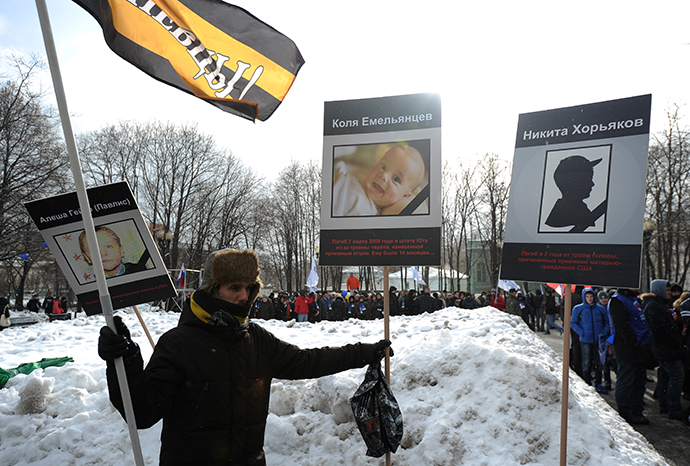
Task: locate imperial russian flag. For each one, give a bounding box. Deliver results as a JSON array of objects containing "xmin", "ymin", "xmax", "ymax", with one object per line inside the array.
[
  {"xmin": 177, "ymin": 264, "xmax": 186, "ymax": 288},
  {"xmin": 72, "ymin": 0, "xmax": 304, "ymax": 121}
]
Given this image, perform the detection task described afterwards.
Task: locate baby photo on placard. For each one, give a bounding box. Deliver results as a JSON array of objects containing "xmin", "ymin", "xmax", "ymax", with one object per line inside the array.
[
  {"xmin": 331, "ymin": 140, "xmax": 430, "ymax": 218},
  {"xmin": 538, "ymin": 144, "xmax": 612, "ymax": 234}
]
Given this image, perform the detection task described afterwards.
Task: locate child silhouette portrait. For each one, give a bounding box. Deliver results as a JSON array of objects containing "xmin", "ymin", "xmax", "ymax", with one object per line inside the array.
[{"xmin": 545, "ymin": 155, "xmax": 607, "ymax": 233}]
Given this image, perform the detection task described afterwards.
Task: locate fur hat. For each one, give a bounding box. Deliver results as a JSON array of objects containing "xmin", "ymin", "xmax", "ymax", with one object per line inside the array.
[{"xmin": 202, "ymin": 249, "xmax": 263, "ymax": 303}]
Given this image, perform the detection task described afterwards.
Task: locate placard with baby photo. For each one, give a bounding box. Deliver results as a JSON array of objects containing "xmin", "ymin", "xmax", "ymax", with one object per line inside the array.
[{"xmin": 320, "ymin": 93, "xmax": 442, "ymax": 266}]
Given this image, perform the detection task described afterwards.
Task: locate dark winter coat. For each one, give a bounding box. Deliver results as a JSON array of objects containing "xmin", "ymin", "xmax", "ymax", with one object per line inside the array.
[
  {"xmin": 544, "ymin": 294, "xmax": 558, "ymax": 315},
  {"xmin": 433, "ymin": 295, "xmax": 445, "ymax": 311},
  {"xmin": 274, "ymin": 300, "xmax": 288, "ymax": 321},
  {"xmin": 461, "ymin": 297, "xmax": 478, "ymax": 310},
  {"xmin": 347, "ymin": 301, "xmax": 361, "ymax": 319},
  {"xmin": 317, "ymin": 296, "xmax": 331, "ymax": 321},
  {"xmin": 404, "ymin": 295, "xmax": 418, "ymax": 315},
  {"xmin": 256, "ymin": 299, "xmax": 274, "ymax": 320},
  {"xmin": 307, "ymin": 298, "xmax": 320, "ymax": 323},
  {"xmin": 42, "ymin": 297, "xmax": 56, "ymax": 315},
  {"xmin": 331, "ymin": 297, "xmax": 347, "ymax": 321},
  {"xmin": 532, "ymin": 293, "xmax": 544, "ymax": 313},
  {"xmin": 106, "ymin": 290, "xmax": 381, "ymax": 466},
  {"xmin": 417, "ymin": 292, "xmax": 434, "ymax": 314},
  {"xmin": 389, "ymin": 292, "xmax": 400, "ymax": 316},
  {"xmin": 372, "ymin": 299, "xmax": 384, "ymax": 319},
  {"xmin": 26, "ymin": 298, "xmax": 41, "ymax": 312},
  {"xmin": 642, "ymin": 293, "xmax": 686, "ymax": 362},
  {"xmin": 608, "ymin": 290, "xmax": 655, "ymax": 366},
  {"xmin": 504, "ymin": 292, "xmax": 521, "ymax": 316}
]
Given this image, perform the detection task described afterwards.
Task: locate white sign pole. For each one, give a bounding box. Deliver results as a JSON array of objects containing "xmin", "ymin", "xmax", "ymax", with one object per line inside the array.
[
  {"xmin": 383, "ymin": 266, "xmax": 391, "ymax": 466},
  {"xmin": 34, "ymin": 2, "xmax": 145, "ymax": 464},
  {"xmin": 560, "ymin": 285, "xmax": 573, "ymax": 466}
]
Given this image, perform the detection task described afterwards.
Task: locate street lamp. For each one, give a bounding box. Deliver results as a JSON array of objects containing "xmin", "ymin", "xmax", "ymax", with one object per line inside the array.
[
  {"xmin": 642, "ymin": 220, "xmax": 655, "ymax": 292},
  {"xmin": 155, "ymin": 227, "xmax": 173, "ymax": 257}
]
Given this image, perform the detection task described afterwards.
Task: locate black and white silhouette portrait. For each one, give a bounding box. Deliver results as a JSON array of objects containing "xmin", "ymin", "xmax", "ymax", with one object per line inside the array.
[{"xmin": 538, "ymin": 145, "xmax": 611, "ymax": 234}]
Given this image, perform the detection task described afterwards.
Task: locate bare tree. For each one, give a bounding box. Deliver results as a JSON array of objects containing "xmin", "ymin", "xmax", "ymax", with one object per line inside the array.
[
  {"xmin": 474, "ymin": 153, "xmax": 510, "ymax": 287},
  {"xmin": 137, "ymin": 122, "xmax": 221, "ymax": 267},
  {"xmin": 264, "ymin": 160, "xmax": 321, "ymax": 291},
  {"xmin": 182, "ymin": 153, "xmax": 264, "ymax": 270},
  {"xmin": 441, "ymin": 159, "xmax": 481, "ymax": 291},
  {"xmin": 0, "ymin": 56, "xmax": 69, "ymax": 305},
  {"xmin": 645, "ymin": 105, "xmax": 690, "ymax": 285},
  {"xmin": 77, "ymin": 120, "xmax": 148, "ymax": 195}
]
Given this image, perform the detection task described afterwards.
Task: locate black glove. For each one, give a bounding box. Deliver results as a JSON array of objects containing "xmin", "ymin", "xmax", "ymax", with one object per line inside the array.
[
  {"xmin": 370, "ymin": 339, "xmax": 394, "ymax": 363},
  {"xmin": 98, "ymin": 315, "xmax": 139, "ymax": 361}
]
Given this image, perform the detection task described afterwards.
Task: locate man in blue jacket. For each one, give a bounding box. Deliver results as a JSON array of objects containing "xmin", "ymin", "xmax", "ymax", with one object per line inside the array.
[{"xmin": 571, "ymin": 287, "xmax": 610, "ymax": 394}]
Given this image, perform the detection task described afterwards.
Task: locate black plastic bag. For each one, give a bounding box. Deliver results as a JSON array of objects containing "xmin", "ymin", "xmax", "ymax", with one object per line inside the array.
[{"xmin": 350, "ymin": 360, "xmax": 403, "ymax": 457}]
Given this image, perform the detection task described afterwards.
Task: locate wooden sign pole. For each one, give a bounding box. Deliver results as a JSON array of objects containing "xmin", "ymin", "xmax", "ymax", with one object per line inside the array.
[{"xmin": 383, "ymin": 266, "xmax": 391, "ymax": 466}]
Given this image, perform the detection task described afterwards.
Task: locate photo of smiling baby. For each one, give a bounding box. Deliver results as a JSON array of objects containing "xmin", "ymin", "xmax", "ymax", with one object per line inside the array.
[{"xmin": 331, "ymin": 140, "xmax": 430, "ymax": 217}]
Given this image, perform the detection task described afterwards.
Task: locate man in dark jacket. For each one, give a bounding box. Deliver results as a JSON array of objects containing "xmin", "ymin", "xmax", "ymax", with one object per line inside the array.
[
  {"xmin": 42, "ymin": 293, "xmax": 56, "ymax": 315},
  {"xmin": 417, "ymin": 287, "xmax": 434, "ymax": 314},
  {"xmin": 504, "ymin": 288, "xmax": 521, "ymax": 316},
  {"xmin": 256, "ymin": 296, "xmax": 274, "ymax": 320},
  {"xmin": 642, "ymin": 279, "xmax": 686, "ymax": 422},
  {"xmin": 318, "ymin": 292, "xmax": 332, "ymax": 321},
  {"xmin": 544, "ymin": 288, "xmax": 563, "ymax": 335},
  {"xmin": 99, "ymin": 249, "xmax": 391, "ymax": 466},
  {"xmin": 532, "ymin": 290, "xmax": 546, "ymax": 332},
  {"xmin": 26, "ymin": 294, "xmax": 41, "ymax": 312},
  {"xmin": 432, "ymin": 292, "xmax": 445, "ymax": 311},
  {"xmin": 331, "ymin": 295, "xmax": 347, "ymax": 321},
  {"xmin": 609, "ymin": 288, "xmax": 655, "ymax": 425},
  {"xmin": 389, "ymin": 286, "xmax": 400, "ymax": 316}
]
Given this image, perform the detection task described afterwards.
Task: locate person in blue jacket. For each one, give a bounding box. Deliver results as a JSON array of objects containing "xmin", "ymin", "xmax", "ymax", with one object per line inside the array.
[{"xmin": 571, "ymin": 287, "xmax": 610, "ymax": 394}]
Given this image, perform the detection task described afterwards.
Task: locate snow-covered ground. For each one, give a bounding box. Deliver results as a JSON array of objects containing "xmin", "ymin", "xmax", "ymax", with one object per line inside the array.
[{"xmin": 0, "ymin": 305, "xmax": 669, "ymax": 465}]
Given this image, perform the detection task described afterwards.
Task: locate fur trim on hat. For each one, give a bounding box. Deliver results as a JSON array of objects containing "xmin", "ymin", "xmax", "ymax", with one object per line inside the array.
[
  {"xmin": 201, "ymin": 249, "xmax": 263, "ymax": 302},
  {"xmin": 211, "ymin": 249, "xmax": 260, "ymax": 285}
]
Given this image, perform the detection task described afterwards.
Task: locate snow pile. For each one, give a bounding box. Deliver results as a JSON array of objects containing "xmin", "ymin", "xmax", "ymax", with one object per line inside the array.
[{"xmin": 0, "ymin": 306, "xmax": 669, "ymax": 465}]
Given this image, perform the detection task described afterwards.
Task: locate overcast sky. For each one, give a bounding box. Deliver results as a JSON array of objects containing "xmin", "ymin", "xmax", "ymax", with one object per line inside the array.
[{"xmin": 2, "ymin": 1, "xmax": 689, "ymax": 176}]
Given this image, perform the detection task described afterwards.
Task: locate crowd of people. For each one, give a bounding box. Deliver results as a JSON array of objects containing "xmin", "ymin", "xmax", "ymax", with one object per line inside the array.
[
  {"xmin": 249, "ymin": 287, "xmax": 495, "ymax": 323},
  {"xmin": 493, "ymin": 281, "xmax": 690, "ymax": 428},
  {"xmin": 24, "ymin": 293, "xmax": 69, "ymax": 315},
  {"xmin": 7, "ymin": 268, "xmax": 690, "ymax": 431},
  {"xmin": 250, "ymin": 278, "xmax": 690, "ymax": 428}
]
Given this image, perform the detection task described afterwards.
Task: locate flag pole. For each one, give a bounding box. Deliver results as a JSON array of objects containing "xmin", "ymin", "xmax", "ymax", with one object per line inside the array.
[
  {"xmin": 560, "ymin": 284, "xmax": 573, "ymax": 466},
  {"xmin": 383, "ymin": 266, "xmax": 391, "ymax": 466},
  {"xmin": 35, "ymin": 2, "xmax": 145, "ymax": 464},
  {"xmin": 133, "ymin": 305, "xmax": 156, "ymax": 349}
]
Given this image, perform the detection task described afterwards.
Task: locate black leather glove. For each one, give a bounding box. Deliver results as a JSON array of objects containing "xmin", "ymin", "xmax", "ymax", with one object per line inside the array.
[
  {"xmin": 98, "ymin": 315, "xmax": 139, "ymax": 361},
  {"xmin": 370, "ymin": 339, "xmax": 394, "ymax": 363}
]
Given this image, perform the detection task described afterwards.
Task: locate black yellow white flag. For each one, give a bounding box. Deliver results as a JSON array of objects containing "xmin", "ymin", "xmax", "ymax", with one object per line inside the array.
[{"xmin": 73, "ymin": 0, "xmax": 305, "ymax": 121}]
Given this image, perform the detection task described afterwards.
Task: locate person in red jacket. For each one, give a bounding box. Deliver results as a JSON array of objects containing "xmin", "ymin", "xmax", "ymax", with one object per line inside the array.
[
  {"xmin": 294, "ymin": 290, "xmax": 314, "ymax": 323},
  {"xmin": 346, "ymin": 273, "xmax": 360, "ymax": 291},
  {"xmin": 492, "ymin": 292, "xmax": 505, "ymax": 311}
]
